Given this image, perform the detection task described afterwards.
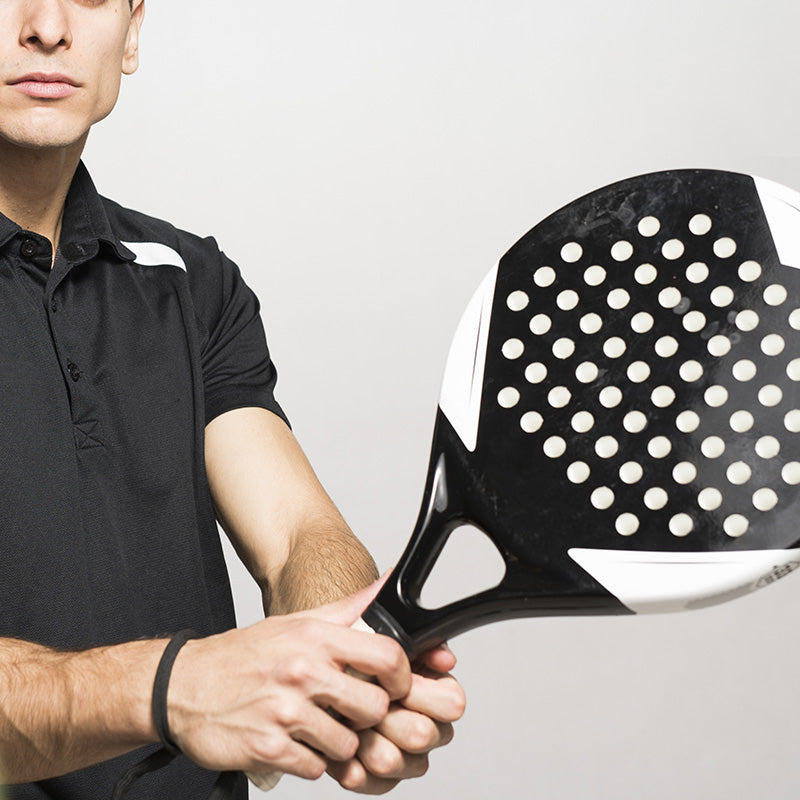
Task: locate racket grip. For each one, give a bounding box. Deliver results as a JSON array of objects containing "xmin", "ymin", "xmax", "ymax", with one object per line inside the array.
[{"xmin": 245, "ymin": 617, "xmax": 376, "ymax": 792}]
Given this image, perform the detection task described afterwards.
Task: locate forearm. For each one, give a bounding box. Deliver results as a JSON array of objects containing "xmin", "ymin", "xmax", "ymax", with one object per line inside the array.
[
  {"xmin": 268, "ymin": 516, "xmax": 379, "ymax": 615},
  {"xmin": 0, "ymin": 637, "xmax": 162, "ymax": 783}
]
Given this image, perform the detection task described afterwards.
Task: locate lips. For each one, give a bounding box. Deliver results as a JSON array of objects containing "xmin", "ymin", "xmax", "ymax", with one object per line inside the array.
[{"xmin": 9, "ymin": 72, "xmax": 80, "ymax": 99}]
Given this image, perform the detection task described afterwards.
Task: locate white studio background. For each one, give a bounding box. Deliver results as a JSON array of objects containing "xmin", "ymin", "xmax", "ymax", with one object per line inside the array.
[{"xmin": 87, "ymin": 2, "xmax": 800, "ymax": 799}]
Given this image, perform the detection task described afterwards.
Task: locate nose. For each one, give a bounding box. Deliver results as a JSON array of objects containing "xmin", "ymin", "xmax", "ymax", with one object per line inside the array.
[{"xmin": 19, "ymin": 0, "xmax": 72, "ymax": 52}]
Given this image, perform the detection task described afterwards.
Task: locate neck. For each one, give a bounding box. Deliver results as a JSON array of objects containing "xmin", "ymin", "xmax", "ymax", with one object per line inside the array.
[{"xmin": 0, "ymin": 135, "xmax": 87, "ymax": 252}]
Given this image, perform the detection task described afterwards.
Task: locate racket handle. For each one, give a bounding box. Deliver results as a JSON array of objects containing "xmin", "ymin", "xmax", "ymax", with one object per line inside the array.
[{"xmin": 245, "ymin": 617, "xmax": 376, "ymax": 792}]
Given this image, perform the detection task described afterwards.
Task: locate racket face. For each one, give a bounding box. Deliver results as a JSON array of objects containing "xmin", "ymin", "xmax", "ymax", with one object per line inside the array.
[{"xmin": 365, "ymin": 170, "xmax": 800, "ymax": 656}]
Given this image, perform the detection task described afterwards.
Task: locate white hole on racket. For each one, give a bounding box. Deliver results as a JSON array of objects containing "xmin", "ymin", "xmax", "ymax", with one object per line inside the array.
[
  {"xmin": 604, "ymin": 337, "xmax": 626, "ymax": 359},
  {"xmin": 670, "ymin": 514, "xmax": 694, "ymax": 537},
  {"xmin": 616, "ymin": 513, "xmax": 639, "ymax": 536},
  {"xmin": 599, "ymin": 386, "xmax": 623, "ymax": 408},
  {"xmin": 591, "ymin": 486, "xmax": 614, "ymax": 510},
  {"xmin": 576, "ymin": 362, "xmax": 599, "ymax": 384},
  {"xmin": 534, "ymin": 266, "xmax": 556, "ymax": 288},
  {"xmin": 755, "ymin": 436, "xmax": 780, "ymax": 459},
  {"xmin": 686, "ymin": 262, "xmax": 709, "ymax": 284},
  {"xmin": 713, "ymin": 237, "xmax": 737, "ymax": 258},
  {"xmin": 648, "ymin": 436, "xmax": 672, "ymax": 458},
  {"xmin": 557, "ymin": 290, "xmax": 579, "ymax": 311},
  {"xmin": 553, "ymin": 338, "xmax": 576, "ymax": 360},
  {"xmin": 724, "ymin": 514, "xmax": 749, "ymax": 538},
  {"xmin": 595, "ymin": 435, "xmax": 619, "ymax": 458},
  {"xmin": 662, "ymin": 239, "xmax": 685, "ymax": 260},
  {"xmin": 758, "ymin": 385, "xmax": 782, "ymax": 407},
  {"xmin": 644, "ymin": 487, "xmax": 668, "ymax": 510},
  {"xmin": 530, "ymin": 314, "xmax": 552, "ymax": 335},
  {"xmin": 676, "ymin": 411, "xmax": 701, "ymax": 434},
  {"xmin": 704, "ymin": 385, "xmax": 728, "ymax": 407},
  {"xmin": 701, "ymin": 436, "xmax": 726, "ymax": 458},
  {"xmin": 682, "ymin": 310, "xmax": 707, "ymax": 333},
  {"xmin": 698, "ymin": 488, "xmax": 723, "ymax": 511},
  {"xmin": 735, "ymin": 310, "xmax": 759, "ymax": 332},
  {"xmin": 789, "ymin": 309, "xmax": 800, "ymax": 330},
  {"xmin": 502, "ymin": 338, "xmax": 525, "ymax": 360},
  {"xmin": 567, "ymin": 461, "xmax": 591, "ymax": 484},
  {"xmin": 520, "ymin": 411, "xmax": 544, "ymax": 434},
  {"xmin": 764, "ymin": 284, "xmax": 788, "ymax": 306},
  {"xmin": 620, "ymin": 461, "xmax": 643, "ymax": 484},
  {"xmin": 584, "ymin": 265, "xmax": 606, "ymax": 286},
  {"xmin": 673, "ymin": 461, "xmax": 697, "ymax": 484},
  {"xmin": 543, "ymin": 436, "xmax": 567, "ymax": 458},
  {"xmin": 659, "ymin": 287, "xmax": 682, "ymax": 309},
  {"xmin": 638, "ymin": 217, "xmax": 661, "ymax": 237},
  {"xmin": 497, "ymin": 387, "xmax": 520, "ymax": 409},
  {"xmin": 607, "ymin": 288, "xmax": 631, "ymax": 310},
  {"xmin": 651, "ymin": 385, "xmax": 676, "ymax": 408},
  {"xmin": 548, "ymin": 386, "xmax": 571, "ymax": 408},
  {"xmin": 632, "ymin": 312, "xmax": 655, "ymax": 334},
  {"xmin": 729, "ymin": 410, "xmax": 754, "ymax": 433},
  {"xmin": 707, "ymin": 335, "xmax": 732, "ymax": 357},
  {"xmin": 507, "ymin": 290, "xmax": 530, "ymax": 312},
  {"xmin": 635, "ymin": 264, "xmax": 658, "ymax": 285},
  {"xmin": 739, "ymin": 261, "xmax": 762, "ymax": 282},
  {"xmin": 525, "ymin": 362, "xmax": 548, "ymax": 384},
  {"xmin": 611, "ymin": 241, "xmax": 634, "ymax": 262},
  {"xmin": 787, "ymin": 359, "xmax": 800, "ymax": 382},
  {"xmin": 753, "ymin": 488, "xmax": 778, "ymax": 512},
  {"xmin": 627, "ymin": 361, "xmax": 651, "ymax": 383},
  {"xmin": 710, "ymin": 286, "xmax": 734, "ymax": 307},
  {"xmin": 689, "ymin": 214, "xmax": 713, "ymax": 236},
  {"xmin": 761, "ymin": 334, "xmax": 785, "ymax": 356},
  {"xmin": 655, "ymin": 336, "xmax": 679, "ymax": 358},
  {"xmin": 732, "ymin": 359, "xmax": 757, "ymax": 382},
  {"xmin": 680, "ymin": 360, "xmax": 704, "ymax": 382},
  {"xmin": 782, "ymin": 462, "xmax": 800, "ymax": 485},
  {"xmin": 571, "ymin": 411, "xmax": 595, "ymax": 433},
  {"xmin": 784, "ymin": 410, "xmax": 800, "ymax": 433},
  {"xmin": 580, "ymin": 313, "xmax": 603, "ymax": 335},
  {"xmin": 561, "ymin": 242, "xmax": 583, "ymax": 263},
  {"xmin": 727, "ymin": 461, "xmax": 752, "ymax": 485},
  {"xmin": 623, "ymin": 411, "xmax": 648, "ymax": 434}
]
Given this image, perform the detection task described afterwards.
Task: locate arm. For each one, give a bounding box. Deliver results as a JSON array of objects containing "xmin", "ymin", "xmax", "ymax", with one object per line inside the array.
[
  {"xmin": 0, "ymin": 637, "xmax": 162, "ymax": 783},
  {"xmin": 204, "ymin": 407, "xmax": 465, "ymax": 792}
]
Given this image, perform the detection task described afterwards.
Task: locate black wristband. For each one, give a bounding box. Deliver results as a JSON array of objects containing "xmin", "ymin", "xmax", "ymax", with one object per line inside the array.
[{"xmin": 152, "ymin": 629, "xmax": 199, "ymax": 756}]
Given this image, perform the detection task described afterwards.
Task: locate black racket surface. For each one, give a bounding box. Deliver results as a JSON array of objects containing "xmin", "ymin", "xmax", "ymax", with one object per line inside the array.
[{"xmin": 363, "ymin": 169, "xmax": 800, "ymax": 657}]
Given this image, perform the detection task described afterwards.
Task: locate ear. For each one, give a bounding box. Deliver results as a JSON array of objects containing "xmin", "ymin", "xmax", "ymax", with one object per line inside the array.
[{"xmin": 122, "ymin": 0, "xmax": 145, "ymax": 76}]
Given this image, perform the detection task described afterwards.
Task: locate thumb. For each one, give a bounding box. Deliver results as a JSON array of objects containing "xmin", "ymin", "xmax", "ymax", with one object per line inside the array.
[{"xmin": 296, "ymin": 571, "xmax": 391, "ymax": 628}]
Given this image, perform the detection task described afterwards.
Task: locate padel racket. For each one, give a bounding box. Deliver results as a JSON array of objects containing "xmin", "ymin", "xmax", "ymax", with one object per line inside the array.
[
  {"xmin": 358, "ymin": 168, "xmax": 800, "ymax": 658},
  {"xmin": 245, "ymin": 168, "xmax": 800, "ymax": 794}
]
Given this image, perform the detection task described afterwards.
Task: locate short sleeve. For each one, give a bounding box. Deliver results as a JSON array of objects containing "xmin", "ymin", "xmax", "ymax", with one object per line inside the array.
[{"xmin": 189, "ymin": 242, "xmax": 289, "ymax": 427}]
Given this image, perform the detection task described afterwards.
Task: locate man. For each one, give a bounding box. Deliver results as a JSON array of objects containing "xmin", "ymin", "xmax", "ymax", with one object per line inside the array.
[{"xmin": 0, "ymin": 1, "xmax": 464, "ymax": 798}]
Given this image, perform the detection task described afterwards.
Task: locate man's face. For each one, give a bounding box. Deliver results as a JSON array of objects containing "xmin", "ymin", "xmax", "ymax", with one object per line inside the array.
[{"xmin": 0, "ymin": 0, "xmax": 144, "ymax": 150}]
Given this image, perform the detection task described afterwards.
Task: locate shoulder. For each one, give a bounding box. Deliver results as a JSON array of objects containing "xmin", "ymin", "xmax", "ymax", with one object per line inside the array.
[{"xmin": 100, "ymin": 195, "xmax": 229, "ymax": 279}]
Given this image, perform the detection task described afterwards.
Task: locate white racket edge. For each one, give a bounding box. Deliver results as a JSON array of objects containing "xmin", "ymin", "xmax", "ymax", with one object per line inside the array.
[
  {"xmin": 569, "ymin": 547, "xmax": 800, "ymax": 613},
  {"xmin": 246, "ymin": 617, "xmax": 376, "ymax": 793}
]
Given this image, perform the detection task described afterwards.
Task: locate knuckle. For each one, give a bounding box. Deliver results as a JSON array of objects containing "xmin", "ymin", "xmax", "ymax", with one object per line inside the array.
[
  {"xmin": 271, "ymin": 696, "xmax": 302, "ymax": 728},
  {"xmin": 280, "ymin": 654, "xmax": 317, "ymax": 688},
  {"xmin": 446, "ymin": 683, "xmax": 467, "ymax": 720},
  {"xmin": 253, "ymin": 734, "xmax": 288, "ymax": 766},
  {"xmin": 404, "ymin": 717, "xmax": 439, "ymax": 752},
  {"xmin": 369, "ymin": 745, "xmax": 404, "ymax": 777}
]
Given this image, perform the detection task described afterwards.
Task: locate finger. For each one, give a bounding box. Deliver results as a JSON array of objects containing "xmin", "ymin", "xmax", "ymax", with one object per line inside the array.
[
  {"xmin": 318, "ymin": 670, "xmax": 392, "ymax": 729},
  {"xmin": 374, "ymin": 704, "xmax": 454, "ymax": 755},
  {"xmin": 327, "ymin": 757, "xmax": 400, "ymax": 795},
  {"xmin": 290, "ymin": 705, "xmax": 361, "ymax": 763},
  {"xmin": 250, "ymin": 734, "xmax": 328, "ymax": 782},
  {"xmin": 295, "ymin": 572, "xmax": 391, "ymax": 628},
  {"xmin": 393, "ymin": 671, "xmax": 466, "ymax": 722},
  {"xmin": 357, "ymin": 727, "xmax": 430, "ymax": 780},
  {"xmin": 414, "ymin": 642, "xmax": 456, "ymax": 674}
]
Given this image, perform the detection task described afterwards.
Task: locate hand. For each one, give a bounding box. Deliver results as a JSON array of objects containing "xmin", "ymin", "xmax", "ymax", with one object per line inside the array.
[
  {"xmin": 167, "ymin": 582, "xmax": 410, "ymax": 780},
  {"xmin": 327, "ymin": 644, "xmax": 466, "ymax": 794}
]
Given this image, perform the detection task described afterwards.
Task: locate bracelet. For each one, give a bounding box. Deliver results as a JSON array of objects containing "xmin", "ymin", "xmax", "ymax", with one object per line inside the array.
[{"xmin": 152, "ymin": 629, "xmax": 199, "ymax": 756}]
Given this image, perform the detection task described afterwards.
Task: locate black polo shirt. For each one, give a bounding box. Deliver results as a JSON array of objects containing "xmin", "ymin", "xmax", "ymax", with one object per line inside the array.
[{"xmin": 2, "ymin": 162, "xmax": 285, "ymax": 799}]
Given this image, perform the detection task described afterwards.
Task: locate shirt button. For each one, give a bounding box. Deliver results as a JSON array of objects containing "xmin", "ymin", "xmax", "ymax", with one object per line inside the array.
[
  {"xmin": 50, "ymin": 300, "xmax": 58, "ymax": 313},
  {"xmin": 67, "ymin": 362, "xmax": 81, "ymax": 382},
  {"xmin": 19, "ymin": 238, "xmax": 38, "ymax": 259}
]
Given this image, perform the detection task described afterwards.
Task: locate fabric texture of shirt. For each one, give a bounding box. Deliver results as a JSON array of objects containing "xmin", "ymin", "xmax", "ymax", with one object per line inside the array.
[{"xmin": 1, "ymin": 162, "xmax": 285, "ymax": 799}]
